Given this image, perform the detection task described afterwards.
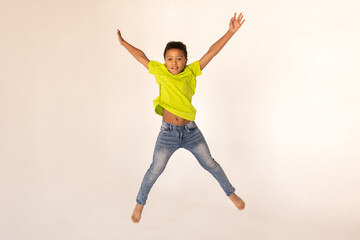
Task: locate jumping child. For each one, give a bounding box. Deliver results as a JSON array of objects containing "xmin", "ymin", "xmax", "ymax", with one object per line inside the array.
[{"xmin": 117, "ymin": 12, "xmax": 246, "ymax": 223}]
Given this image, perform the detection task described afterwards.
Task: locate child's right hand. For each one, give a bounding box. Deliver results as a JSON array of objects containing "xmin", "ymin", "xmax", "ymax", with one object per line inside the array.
[
  {"xmin": 116, "ymin": 29, "xmax": 150, "ymax": 69},
  {"xmin": 117, "ymin": 29, "xmax": 124, "ymax": 44}
]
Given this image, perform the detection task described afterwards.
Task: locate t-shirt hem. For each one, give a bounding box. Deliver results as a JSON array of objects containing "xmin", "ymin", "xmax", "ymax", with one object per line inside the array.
[{"xmin": 154, "ymin": 103, "xmax": 195, "ymax": 121}]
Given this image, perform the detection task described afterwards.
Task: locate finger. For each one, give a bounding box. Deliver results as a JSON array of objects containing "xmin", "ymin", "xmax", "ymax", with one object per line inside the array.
[
  {"xmin": 240, "ymin": 19, "xmax": 245, "ymax": 26},
  {"xmin": 233, "ymin": 12, "xmax": 237, "ymax": 21},
  {"xmin": 229, "ymin": 16, "xmax": 234, "ymax": 24},
  {"xmin": 236, "ymin": 13, "xmax": 241, "ymax": 21}
]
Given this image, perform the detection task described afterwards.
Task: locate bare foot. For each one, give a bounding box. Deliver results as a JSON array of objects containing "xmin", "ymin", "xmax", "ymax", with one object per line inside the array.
[
  {"xmin": 229, "ymin": 193, "xmax": 245, "ymax": 210},
  {"xmin": 131, "ymin": 203, "xmax": 144, "ymax": 223}
]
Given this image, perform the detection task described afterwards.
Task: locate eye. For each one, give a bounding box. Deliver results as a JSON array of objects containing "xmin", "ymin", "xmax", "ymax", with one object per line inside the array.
[
  {"xmin": 177, "ymin": 58, "xmax": 182, "ymax": 61},
  {"xmin": 167, "ymin": 58, "xmax": 172, "ymax": 61}
]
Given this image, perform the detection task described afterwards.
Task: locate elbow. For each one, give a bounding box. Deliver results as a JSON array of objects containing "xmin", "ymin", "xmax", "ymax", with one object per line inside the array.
[{"xmin": 207, "ymin": 48, "xmax": 219, "ymax": 58}]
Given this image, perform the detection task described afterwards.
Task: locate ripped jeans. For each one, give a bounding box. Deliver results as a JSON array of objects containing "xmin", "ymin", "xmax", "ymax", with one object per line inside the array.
[{"xmin": 136, "ymin": 120, "xmax": 236, "ymax": 205}]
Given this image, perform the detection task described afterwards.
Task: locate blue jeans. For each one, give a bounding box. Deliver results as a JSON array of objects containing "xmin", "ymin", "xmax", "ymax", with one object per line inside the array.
[{"xmin": 136, "ymin": 121, "xmax": 236, "ymax": 205}]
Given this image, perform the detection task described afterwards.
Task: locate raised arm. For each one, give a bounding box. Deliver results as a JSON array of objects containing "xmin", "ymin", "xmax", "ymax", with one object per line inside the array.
[
  {"xmin": 117, "ymin": 29, "xmax": 150, "ymax": 69},
  {"xmin": 199, "ymin": 12, "xmax": 245, "ymax": 70}
]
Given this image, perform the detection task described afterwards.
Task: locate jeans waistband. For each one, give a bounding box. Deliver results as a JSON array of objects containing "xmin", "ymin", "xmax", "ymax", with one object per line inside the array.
[{"xmin": 161, "ymin": 120, "xmax": 196, "ymax": 131}]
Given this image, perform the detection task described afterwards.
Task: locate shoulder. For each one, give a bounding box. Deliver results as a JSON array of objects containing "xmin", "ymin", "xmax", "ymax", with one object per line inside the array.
[
  {"xmin": 148, "ymin": 60, "xmax": 163, "ymax": 69},
  {"xmin": 186, "ymin": 61, "xmax": 202, "ymax": 77},
  {"xmin": 148, "ymin": 61, "xmax": 166, "ymax": 75}
]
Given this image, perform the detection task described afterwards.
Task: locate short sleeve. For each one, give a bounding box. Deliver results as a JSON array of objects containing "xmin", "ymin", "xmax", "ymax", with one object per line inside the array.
[
  {"xmin": 186, "ymin": 61, "xmax": 202, "ymax": 77},
  {"xmin": 148, "ymin": 61, "xmax": 163, "ymax": 75}
]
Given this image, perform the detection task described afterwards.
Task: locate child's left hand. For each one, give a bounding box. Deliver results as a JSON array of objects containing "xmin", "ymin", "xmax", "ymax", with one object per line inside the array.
[{"xmin": 229, "ymin": 12, "xmax": 245, "ymax": 33}]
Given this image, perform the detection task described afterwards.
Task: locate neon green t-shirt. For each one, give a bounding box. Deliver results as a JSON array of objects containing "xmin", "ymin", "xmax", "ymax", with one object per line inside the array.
[{"xmin": 149, "ymin": 60, "xmax": 202, "ymax": 121}]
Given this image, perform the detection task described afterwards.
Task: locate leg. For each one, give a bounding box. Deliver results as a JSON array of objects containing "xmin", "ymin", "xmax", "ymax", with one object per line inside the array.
[
  {"xmin": 184, "ymin": 129, "xmax": 236, "ymax": 196},
  {"xmin": 183, "ymin": 124, "xmax": 245, "ymax": 210},
  {"xmin": 132, "ymin": 126, "xmax": 179, "ymax": 223},
  {"xmin": 135, "ymin": 146, "xmax": 176, "ymax": 205}
]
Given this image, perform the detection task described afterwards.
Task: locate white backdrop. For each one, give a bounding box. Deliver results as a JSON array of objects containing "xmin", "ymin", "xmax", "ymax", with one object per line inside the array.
[{"xmin": 1, "ymin": 0, "xmax": 359, "ymax": 239}]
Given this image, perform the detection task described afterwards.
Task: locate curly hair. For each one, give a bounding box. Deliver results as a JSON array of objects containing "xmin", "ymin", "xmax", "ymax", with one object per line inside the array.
[{"xmin": 163, "ymin": 41, "xmax": 188, "ymax": 59}]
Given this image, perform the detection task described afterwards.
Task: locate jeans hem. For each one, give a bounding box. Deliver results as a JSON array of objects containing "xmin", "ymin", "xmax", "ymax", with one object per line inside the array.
[
  {"xmin": 226, "ymin": 188, "xmax": 236, "ymax": 196},
  {"xmin": 136, "ymin": 200, "xmax": 145, "ymax": 206}
]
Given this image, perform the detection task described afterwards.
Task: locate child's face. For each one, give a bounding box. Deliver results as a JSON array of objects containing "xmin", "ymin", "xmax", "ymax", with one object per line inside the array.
[{"xmin": 164, "ymin": 49, "xmax": 187, "ymax": 75}]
